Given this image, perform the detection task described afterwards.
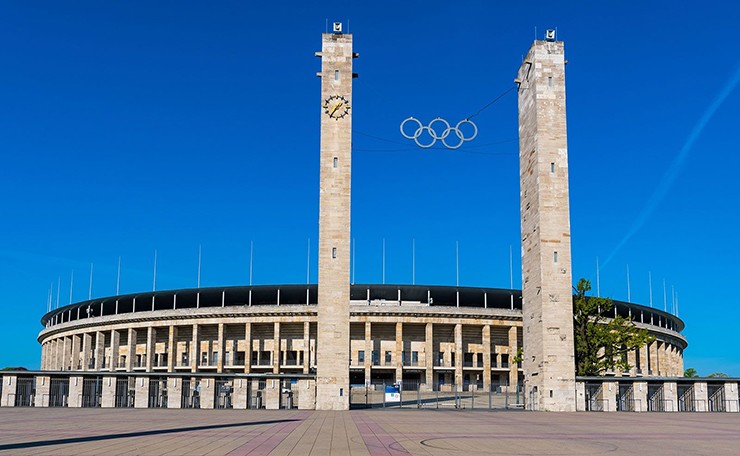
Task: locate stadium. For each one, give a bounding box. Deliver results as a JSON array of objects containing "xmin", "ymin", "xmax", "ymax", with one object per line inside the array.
[
  {"xmin": 4, "ymin": 27, "xmax": 737, "ymax": 414},
  {"xmin": 30, "ymin": 283, "xmax": 686, "ymax": 410}
]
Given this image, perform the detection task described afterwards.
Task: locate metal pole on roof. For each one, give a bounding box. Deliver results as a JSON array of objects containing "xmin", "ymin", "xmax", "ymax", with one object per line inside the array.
[
  {"xmin": 455, "ymin": 241, "xmax": 459, "ymax": 287},
  {"xmin": 56, "ymin": 276, "xmax": 61, "ymax": 309},
  {"xmin": 249, "ymin": 240, "xmax": 254, "ymax": 286},
  {"xmin": 116, "ymin": 256, "xmax": 121, "ymax": 295},
  {"xmin": 626, "ymin": 264, "xmax": 631, "ymax": 302},
  {"xmin": 306, "ymin": 238, "xmax": 310, "ymax": 285},
  {"xmin": 410, "ymin": 238, "xmax": 414, "ymax": 285},
  {"xmin": 596, "ymin": 257, "xmax": 600, "ymax": 297},
  {"xmin": 382, "ymin": 238, "xmax": 386, "ymax": 285},
  {"xmin": 662, "ymin": 279, "xmax": 667, "ymax": 312},
  {"xmin": 88, "ymin": 262, "xmax": 93, "ymax": 300},
  {"xmin": 152, "ymin": 250, "xmax": 157, "ymax": 292},
  {"xmin": 197, "ymin": 244, "xmax": 202, "ymax": 288},
  {"xmin": 69, "ymin": 270, "xmax": 74, "ymax": 305}
]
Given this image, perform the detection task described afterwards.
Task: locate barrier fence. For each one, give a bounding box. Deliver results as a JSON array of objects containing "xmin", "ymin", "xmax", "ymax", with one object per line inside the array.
[{"xmin": 349, "ymin": 382, "xmax": 525, "ymax": 410}]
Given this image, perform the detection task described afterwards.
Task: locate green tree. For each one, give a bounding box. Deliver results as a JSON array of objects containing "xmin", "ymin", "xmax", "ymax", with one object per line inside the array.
[
  {"xmin": 573, "ymin": 278, "xmax": 654, "ymax": 376},
  {"xmin": 707, "ymin": 372, "xmax": 729, "ymax": 378},
  {"xmin": 684, "ymin": 368, "xmax": 699, "ymax": 378}
]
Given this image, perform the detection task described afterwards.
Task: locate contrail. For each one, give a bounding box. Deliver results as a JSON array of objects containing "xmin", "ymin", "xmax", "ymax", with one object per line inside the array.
[{"xmin": 603, "ymin": 64, "xmax": 740, "ymax": 267}]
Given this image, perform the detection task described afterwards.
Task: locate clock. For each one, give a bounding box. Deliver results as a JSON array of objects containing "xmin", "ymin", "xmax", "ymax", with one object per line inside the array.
[{"xmin": 323, "ymin": 95, "xmax": 350, "ymax": 119}]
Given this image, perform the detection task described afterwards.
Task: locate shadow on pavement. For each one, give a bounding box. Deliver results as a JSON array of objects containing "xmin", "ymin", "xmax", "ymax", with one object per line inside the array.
[{"xmin": 0, "ymin": 418, "xmax": 299, "ymax": 451}]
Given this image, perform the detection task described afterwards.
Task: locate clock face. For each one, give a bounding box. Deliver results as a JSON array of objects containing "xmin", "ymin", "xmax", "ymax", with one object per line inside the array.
[{"xmin": 323, "ymin": 95, "xmax": 350, "ymax": 119}]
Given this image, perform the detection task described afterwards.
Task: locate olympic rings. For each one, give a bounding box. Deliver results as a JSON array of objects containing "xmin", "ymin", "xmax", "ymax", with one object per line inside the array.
[{"xmin": 400, "ymin": 117, "xmax": 478, "ymax": 150}]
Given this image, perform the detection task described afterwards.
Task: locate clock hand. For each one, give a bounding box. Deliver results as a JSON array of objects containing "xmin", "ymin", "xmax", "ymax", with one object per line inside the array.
[{"xmin": 330, "ymin": 101, "xmax": 343, "ymax": 115}]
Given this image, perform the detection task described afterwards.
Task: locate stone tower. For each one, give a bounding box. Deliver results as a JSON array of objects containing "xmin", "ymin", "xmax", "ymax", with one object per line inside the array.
[
  {"xmin": 517, "ymin": 37, "xmax": 576, "ymax": 411},
  {"xmin": 315, "ymin": 26, "xmax": 356, "ymax": 410}
]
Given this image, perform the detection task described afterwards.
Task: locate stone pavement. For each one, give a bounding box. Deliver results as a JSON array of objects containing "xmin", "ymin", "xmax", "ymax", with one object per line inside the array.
[{"xmin": 0, "ymin": 408, "xmax": 739, "ymax": 455}]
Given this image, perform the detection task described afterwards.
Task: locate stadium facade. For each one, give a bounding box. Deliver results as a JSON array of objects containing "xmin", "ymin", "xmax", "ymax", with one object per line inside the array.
[{"xmin": 4, "ymin": 28, "xmax": 736, "ymax": 413}]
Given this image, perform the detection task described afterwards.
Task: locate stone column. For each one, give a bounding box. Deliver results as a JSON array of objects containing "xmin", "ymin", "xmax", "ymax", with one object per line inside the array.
[
  {"xmin": 72, "ymin": 334, "xmax": 81, "ymax": 370},
  {"xmin": 167, "ymin": 326, "xmax": 176, "ymax": 372},
  {"xmin": 395, "ymin": 322, "xmax": 403, "ymax": 383},
  {"xmin": 1, "ymin": 376, "xmax": 17, "ymax": 406},
  {"xmin": 517, "ymin": 38, "xmax": 576, "ymax": 411},
  {"xmin": 146, "ymin": 327, "xmax": 154, "ymax": 372},
  {"xmin": 454, "ymin": 323, "xmax": 463, "ymax": 389},
  {"xmin": 69, "ymin": 376, "xmax": 83, "ymax": 407},
  {"xmin": 35, "ymin": 375, "xmax": 51, "ymax": 407},
  {"xmin": 273, "ymin": 322, "xmax": 281, "ymax": 375},
  {"xmin": 627, "ymin": 349, "xmax": 636, "ymax": 377},
  {"xmin": 110, "ymin": 330, "xmax": 120, "ymax": 369},
  {"xmin": 101, "ymin": 376, "xmax": 116, "ymax": 408},
  {"xmin": 649, "ymin": 340, "xmax": 658, "ymax": 376},
  {"xmin": 639, "ymin": 343, "xmax": 648, "ymax": 376},
  {"xmin": 298, "ymin": 379, "xmax": 316, "ymax": 410},
  {"xmin": 134, "ymin": 377, "xmax": 149, "ymax": 409},
  {"xmin": 233, "ymin": 377, "xmax": 248, "ymax": 409},
  {"xmin": 482, "ymin": 325, "xmax": 491, "ymax": 391},
  {"xmin": 303, "ymin": 321, "xmax": 310, "ymax": 374},
  {"xmin": 315, "ymin": 30, "xmax": 356, "ymax": 410},
  {"xmin": 364, "ymin": 322, "xmax": 372, "ymax": 385},
  {"xmin": 62, "ymin": 337, "xmax": 69, "ymax": 370},
  {"xmin": 126, "ymin": 328, "xmax": 135, "ymax": 371},
  {"xmin": 634, "ymin": 381, "xmax": 648, "ymax": 412},
  {"xmin": 265, "ymin": 378, "xmax": 281, "ymax": 410},
  {"xmin": 663, "ymin": 381, "xmax": 678, "ymax": 412},
  {"xmin": 83, "ymin": 333, "xmax": 93, "ymax": 371},
  {"xmin": 508, "ymin": 326, "xmax": 519, "ymax": 389},
  {"xmin": 244, "ymin": 322, "xmax": 251, "ymax": 374},
  {"xmin": 425, "ymin": 322, "xmax": 433, "ymax": 388},
  {"xmin": 694, "ymin": 382, "xmax": 709, "ymax": 412},
  {"xmin": 724, "ymin": 382, "xmax": 739, "ymax": 412},
  {"xmin": 200, "ymin": 377, "xmax": 215, "ymax": 409},
  {"xmin": 95, "ymin": 332, "xmax": 105, "ymax": 370},
  {"xmin": 167, "ymin": 377, "xmax": 182, "ymax": 409},
  {"xmin": 575, "ymin": 381, "xmax": 586, "ymax": 411},
  {"xmin": 190, "ymin": 324, "xmax": 199, "ymax": 372},
  {"xmin": 217, "ymin": 323, "xmax": 225, "ymax": 373},
  {"xmin": 601, "ymin": 381, "xmax": 618, "ymax": 412}
]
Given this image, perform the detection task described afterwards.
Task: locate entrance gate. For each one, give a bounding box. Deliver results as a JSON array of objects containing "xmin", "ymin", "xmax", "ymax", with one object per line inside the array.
[
  {"xmin": 14, "ymin": 377, "xmax": 35, "ymax": 407},
  {"xmin": 49, "ymin": 378, "xmax": 69, "ymax": 407},
  {"xmin": 81, "ymin": 377, "xmax": 102, "ymax": 407},
  {"xmin": 148, "ymin": 378, "xmax": 168, "ymax": 408}
]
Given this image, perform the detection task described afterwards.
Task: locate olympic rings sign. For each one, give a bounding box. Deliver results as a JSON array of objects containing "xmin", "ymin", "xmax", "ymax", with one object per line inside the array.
[{"xmin": 400, "ymin": 117, "xmax": 478, "ymax": 149}]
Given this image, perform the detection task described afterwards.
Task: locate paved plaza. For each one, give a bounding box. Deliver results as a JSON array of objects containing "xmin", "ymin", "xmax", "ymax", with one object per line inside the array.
[{"xmin": 0, "ymin": 408, "xmax": 738, "ymax": 455}]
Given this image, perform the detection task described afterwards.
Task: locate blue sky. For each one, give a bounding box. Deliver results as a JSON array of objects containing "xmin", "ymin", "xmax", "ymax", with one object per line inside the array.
[{"xmin": 1, "ymin": 1, "xmax": 738, "ymax": 376}]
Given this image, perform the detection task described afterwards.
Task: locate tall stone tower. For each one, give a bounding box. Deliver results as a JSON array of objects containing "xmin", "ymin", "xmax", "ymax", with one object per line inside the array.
[
  {"xmin": 315, "ymin": 25, "xmax": 356, "ymax": 410},
  {"xmin": 517, "ymin": 37, "xmax": 576, "ymax": 411}
]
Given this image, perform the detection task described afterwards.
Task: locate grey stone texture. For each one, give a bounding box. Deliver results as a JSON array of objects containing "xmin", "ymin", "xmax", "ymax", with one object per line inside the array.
[
  {"xmin": 316, "ymin": 31, "xmax": 355, "ymax": 410},
  {"xmin": 517, "ymin": 39, "xmax": 576, "ymax": 411}
]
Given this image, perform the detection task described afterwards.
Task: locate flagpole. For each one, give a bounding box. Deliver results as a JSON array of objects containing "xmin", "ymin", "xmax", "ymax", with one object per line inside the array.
[
  {"xmin": 88, "ymin": 262, "xmax": 94, "ymax": 300},
  {"xmin": 596, "ymin": 257, "xmax": 600, "ymax": 297},
  {"xmin": 152, "ymin": 250, "xmax": 157, "ymax": 292},
  {"xmin": 648, "ymin": 271, "xmax": 653, "ymax": 307},
  {"xmin": 382, "ymin": 238, "xmax": 386, "ymax": 285},
  {"xmin": 116, "ymin": 256, "xmax": 121, "ymax": 295},
  {"xmin": 69, "ymin": 270, "xmax": 74, "ymax": 305},
  {"xmin": 412, "ymin": 238, "xmax": 416, "ymax": 286},
  {"xmin": 197, "ymin": 244, "xmax": 202, "ymax": 288}
]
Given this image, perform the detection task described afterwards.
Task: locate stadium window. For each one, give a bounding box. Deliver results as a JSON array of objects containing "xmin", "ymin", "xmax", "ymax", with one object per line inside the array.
[
  {"xmin": 333, "ymin": 157, "xmax": 338, "ymax": 168},
  {"xmin": 358, "ymin": 350, "xmax": 365, "ymax": 363},
  {"xmin": 550, "ymin": 162, "xmax": 555, "ymax": 173},
  {"xmin": 332, "ymin": 247, "xmax": 337, "ymax": 258},
  {"xmin": 554, "ymin": 251, "xmax": 558, "ymax": 263},
  {"xmin": 335, "ymin": 69, "xmax": 339, "ymax": 80},
  {"xmin": 548, "ymin": 76, "xmax": 552, "ymax": 87}
]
